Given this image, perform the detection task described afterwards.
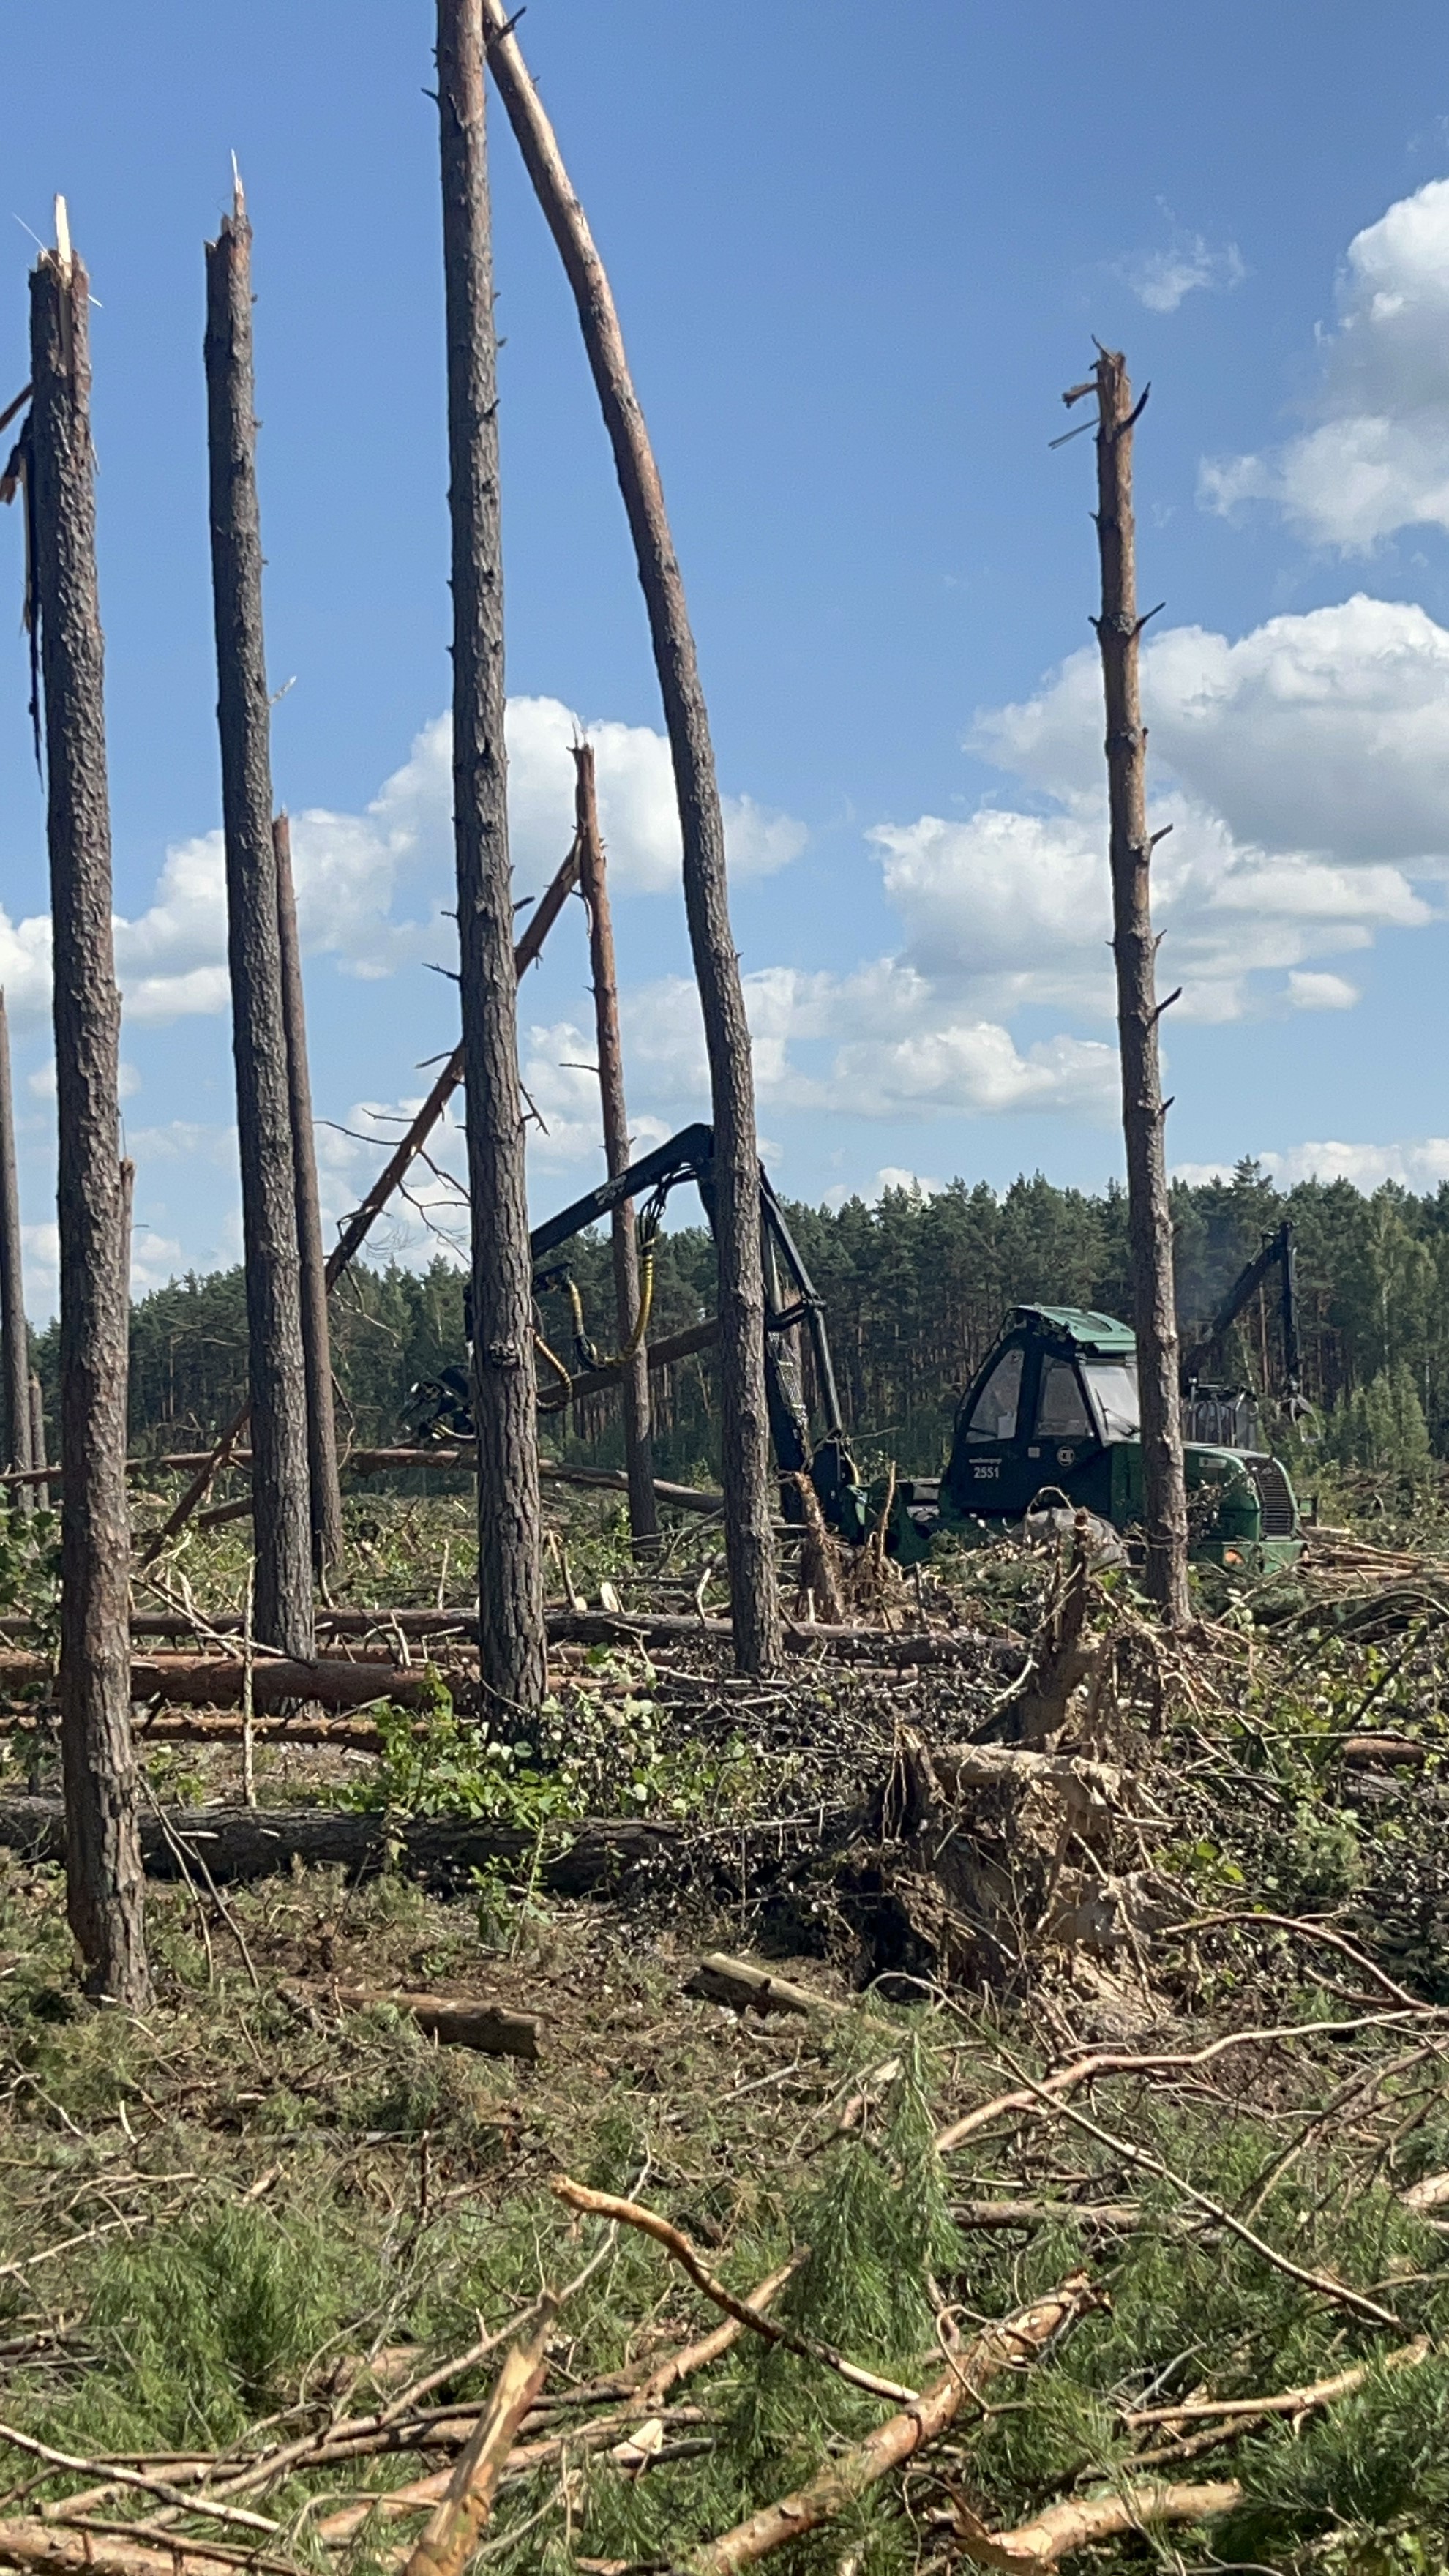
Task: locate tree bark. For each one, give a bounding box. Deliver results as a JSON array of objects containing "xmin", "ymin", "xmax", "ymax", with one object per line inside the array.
[
  {"xmin": 29, "ymin": 1376, "xmax": 48, "ymax": 1510},
  {"xmin": 1082, "ymin": 349, "xmax": 1188, "ymax": 1625},
  {"xmin": 437, "ymin": 0, "xmax": 546, "ymax": 1714},
  {"xmin": 272, "ymin": 812, "xmax": 344, "ymax": 1575},
  {"xmin": 479, "ymin": 0, "xmax": 779, "ymax": 1675},
  {"xmin": 28, "ymin": 220, "xmax": 150, "ymax": 2007},
  {"xmin": 573, "ymin": 742, "xmax": 659, "ymax": 1551},
  {"xmin": 0, "ymin": 992, "xmax": 34, "ymax": 1513},
  {"xmin": 204, "ymin": 188, "xmax": 314, "ymax": 1657}
]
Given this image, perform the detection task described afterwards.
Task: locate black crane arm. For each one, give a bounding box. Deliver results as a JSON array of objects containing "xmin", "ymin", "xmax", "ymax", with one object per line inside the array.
[
  {"xmin": 1181, "ymin": 1217, "xmax": 1300, "ymax": 1397},
  {"xmin": 528, "ymin": 1122, "xmax": 858, "ymax": 1520}
]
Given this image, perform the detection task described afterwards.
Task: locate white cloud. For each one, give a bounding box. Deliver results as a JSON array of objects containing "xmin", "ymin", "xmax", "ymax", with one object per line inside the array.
[
  {"xmin": 0, "ymin": 696, "xmax": 806, "ymax": 1036},
  {"xmin": 1176, "ymin": 1138, "xmax": 1449, "ymax": 1191},
  {"xmin": 519, "ymin": 965, "xmax": 1120, "ymax": 1140},
  {"xmin": 127, "ymin": 1120, "xmax": 236, "ymax": 1165},
  {"xmin": 1200, "ymin": 176, "xmax": 1449, "ymax": 547},
  {"xmin": 922, "ymin": 594, "xmax": 1449, "ymax": 1026},
  {"xmin": 1286, "ymin": 970, "xmax": 1359, "ymax": 1011},
  {"xmin": 824, "ymin": 1167, "xmax": 947, "ymax": 1210},
  {"xmin": 498, "ymin": 697, "xmax": 804, "ymax": 897},
  {"xmin": 1123, "ymin": 231, "xmax": 1244, "ymax": 315}
]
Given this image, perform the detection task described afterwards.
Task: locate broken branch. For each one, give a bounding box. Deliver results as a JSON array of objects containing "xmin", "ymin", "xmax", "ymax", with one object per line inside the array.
[
  {"xmin": 550, "ymin": 2176, "xmax": 916, "ymax": 2405},
  {"xmin": 401, "ymin": 2303, "xmax": 554, "ymax": 2576},
  {"xmin": 681, "ymin": 2277, "xmax": 1099, "ymax": 2573}
]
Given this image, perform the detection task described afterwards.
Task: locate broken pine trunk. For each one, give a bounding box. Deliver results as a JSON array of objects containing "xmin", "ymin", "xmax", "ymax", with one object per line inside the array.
[
  {"xmin": 28, "ymin": 206, "xmax": 149, "ymax": 2006},
  {"xmin": 0, "ymin": 990, "xmax": 34, "ymax": 1514},
  {"xmin": 1071, "ymin": 345, "xmax": 1189, "ymax": 1626},
  {"xmin": 274, "ymin": 812, "xmax": 344, "ymax": 1576},
  {"xmin": 574, "ymin": 741, "xmax": 659, "ymax": 1553},
  {"xmin": 437, "ymin": 0, "xmax": 546, "ymax": 1715},
  {"xmin": 204, "ymin": 179, "xmax": 314, "ymax": 1658},
  {"xmin": 480, "ymin": 0, "xmax": 780, "ymax": 1674}
]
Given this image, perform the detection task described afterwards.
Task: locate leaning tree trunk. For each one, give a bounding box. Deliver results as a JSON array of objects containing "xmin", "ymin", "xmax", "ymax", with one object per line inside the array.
[
  {"xmin": 0, "ymin": 991, "xmax": 34, "ymax": 1514},
  {"xmin": 479, "ymin": 0, "xmax": 780, "ymax": 1674},
  {"xmin": 204, "ymin": 184, "xmax": 314, "ymax": 1658},
  {"xmin": 574, "ymin": 743, "xmax": 659, "ymax": 1552},
  {"xmin": 1075, "ymin": 347, "xmax": 1189, "ymax": 1625},
  {"xmin": 273, "ymin": 812, "xmax": 344, "ymax": 1576},
  {"xmin": 437, "ymin": 0, "xmax": 546, "ymax": 1714},
  {"xmin": 28, "ymin": 214, "xmax": 150, "ymax": 2005}
]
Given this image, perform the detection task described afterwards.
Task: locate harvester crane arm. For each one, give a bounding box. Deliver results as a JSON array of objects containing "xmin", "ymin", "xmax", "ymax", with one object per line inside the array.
[
  {"xmin": 525, "ymin": 1121, "xmax": 858, "ymax": 1526},
  {"xmin": 1180, "ymin": 1217, "xmax": 1300, "ymax": 1400}
]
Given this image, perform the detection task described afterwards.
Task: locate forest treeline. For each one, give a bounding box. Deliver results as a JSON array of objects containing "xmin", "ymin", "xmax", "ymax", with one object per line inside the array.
[{"xmin": 42, "ymin": 1158, "xmax": 1449, "ymax": 1486}]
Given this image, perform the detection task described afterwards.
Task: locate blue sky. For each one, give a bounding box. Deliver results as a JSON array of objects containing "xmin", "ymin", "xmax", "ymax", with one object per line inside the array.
[{"xmin": 6, "ymin": 0, "xmax": 1449, "ymax": 1307}]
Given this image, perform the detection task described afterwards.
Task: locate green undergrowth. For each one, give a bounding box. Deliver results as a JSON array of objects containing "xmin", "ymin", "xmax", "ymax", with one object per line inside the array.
[{"xmin": 5, "ymin": 1849, "xmax": 1449, "ymax": 2569}]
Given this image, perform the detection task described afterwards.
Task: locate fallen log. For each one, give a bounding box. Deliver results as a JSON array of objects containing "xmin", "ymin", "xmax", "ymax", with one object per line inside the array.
[
  {"xmin": 0, "ymin": 1611, "xmax": 479, "ymax": 1642},
  {"xmin": 127, "ymin": 1448, "xmax": 724, "ymax": 1514},
  {"xmin": 332, "ymin": 1983, "xmax": 540, "ymax": 2063},
  {"xmin": 0, "ymin": 1708, "xmax": 386, "ymax": 1751},
  {"xmin": 685, "ymin": 1953, "xmax": 846, "ymax": 2018},
  {"xmin": 0, "ymin": 1651, "xmax": 453, "ymax": 1715},
  {"xmin": 0, "ymin": 1792, "xmax": 682, "ymax": 1893},
  {"xmin": 0, "ymin": 1606, "xmax": 1010, "ymax": 1671}
]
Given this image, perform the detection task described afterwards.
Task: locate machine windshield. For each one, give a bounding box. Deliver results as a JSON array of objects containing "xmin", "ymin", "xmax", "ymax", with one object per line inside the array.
[
  {"xmin": 1084, "ymin": 1356, "xmax": 1139, "ymax": 1441},
  {"xmin": 964, "ymin": 1344, "xmax": 1025, "ymax": 1442},
  {"xmin": 1036, "ymin": 1357, "xmax": 1091, "ymax": 1440}
]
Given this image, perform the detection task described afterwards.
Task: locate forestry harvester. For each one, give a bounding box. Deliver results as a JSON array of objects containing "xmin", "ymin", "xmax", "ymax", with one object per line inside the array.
[{"xmin": 411, "ymin": 1126, "xmax": 1303, "ymax": 1574}]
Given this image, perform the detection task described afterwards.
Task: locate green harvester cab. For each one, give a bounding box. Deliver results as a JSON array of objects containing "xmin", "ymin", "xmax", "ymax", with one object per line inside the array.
[{"xmin": 888, "ymin": 1302, "xmax": 1303, "ymax": 1575}]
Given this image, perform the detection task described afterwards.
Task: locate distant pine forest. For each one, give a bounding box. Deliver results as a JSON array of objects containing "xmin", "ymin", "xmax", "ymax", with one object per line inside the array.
[{"xmin": 38, "ymin": 1160, "xmax": 1449, "ymax": 1489}]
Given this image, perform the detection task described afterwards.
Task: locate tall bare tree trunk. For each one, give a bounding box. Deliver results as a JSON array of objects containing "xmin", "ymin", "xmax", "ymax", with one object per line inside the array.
[
  {"xmin": 437, "ymin": 0, "xmax": 546, "ymax": 1715},
  {"xmin": 479, "ymin": 0, "xmax": 779, "ymax": 1674},
  {"xmin": 0, "ymin": 992, "xmax": 34, "ymax": 1516},
  {"xmin": 273, "ymin": 813, "xmax": 345, "ymax": 1576},
  {"xmin": 572, "ymin": 744, "xmax": 658, "ymax": 1553},
  {"xmin": 205, "ymin": 182, "xmax": 313, "ymax": 1658},
  {"xmin": 1072, "ymin": 347, "xmax": 1189, "ymax": 1625},
  {"xmin": 29, "ymin": 210, "xmax": 150, "ymax": 2005},
  {"xmin": 29, "ymin": 1376, "xmax": 48, "ymax": 1511}
]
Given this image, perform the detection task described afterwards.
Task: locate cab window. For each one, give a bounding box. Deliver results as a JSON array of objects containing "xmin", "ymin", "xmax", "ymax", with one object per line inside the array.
[
  {"xmin": 965, "ymin": 1345, "xmax": 1024, "ymax": 1444},
  {"xmin": 1036, "ymin": 1356, "xmax": 1090, "ymax": 1440},
  {"xmin": 1084, "ymin": 1358, "xmax": 1139, "ymax": 1441}
]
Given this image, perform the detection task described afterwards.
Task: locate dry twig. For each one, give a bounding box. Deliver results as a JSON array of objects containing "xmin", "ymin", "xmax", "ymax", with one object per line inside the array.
[{"xmin": 552, "ymin": 2177, "xmax": 916, "ymax": 2405}]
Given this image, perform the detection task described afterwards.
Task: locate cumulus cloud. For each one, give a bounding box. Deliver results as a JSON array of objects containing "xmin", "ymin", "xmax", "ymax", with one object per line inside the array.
[
  {"xmin": 1286, "ymin": 970, "xmax": 1359, "ymax": 1011},
  {"xmin": 824, "ymin": 1168, "xmax": 947, "ymax": 1210},
  {"xmin": 1200, "ymin": 176, "xmax": 1449, "ymax": 547},
  {"xmin": 917, "ymin": 594, "xmax": 1449, "ymax": 1025},
  {"xmin": 1175, "ymin": 1138, "xmax": 1449, "ymax": 1191},
  {"xmin": 0, "ymin": 696, "xmax": 806, "ymax": 1034},
  {"xmin": 1123, "ymin": 231, "xmax": 1244, "ymax": 315},
  {"xmin": 516, "ymin": 963, "xmax": 1118, "ymax": 1146}
]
